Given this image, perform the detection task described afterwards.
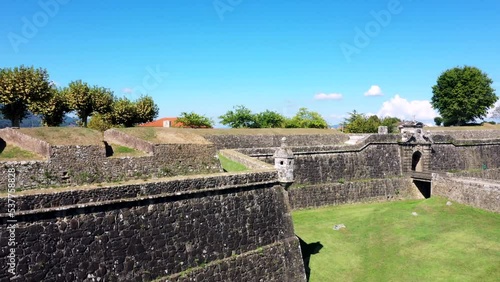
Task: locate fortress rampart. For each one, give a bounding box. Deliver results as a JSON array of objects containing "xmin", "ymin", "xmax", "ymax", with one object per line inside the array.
[{"xmin": 0, "ymin": 171, "xmax": 305, "ymax": 281}]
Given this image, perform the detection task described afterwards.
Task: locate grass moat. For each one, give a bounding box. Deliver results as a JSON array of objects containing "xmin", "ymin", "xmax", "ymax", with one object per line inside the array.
[{"xmin": 293, "ymin": 197, "xmax": 500, "ymax": 282}]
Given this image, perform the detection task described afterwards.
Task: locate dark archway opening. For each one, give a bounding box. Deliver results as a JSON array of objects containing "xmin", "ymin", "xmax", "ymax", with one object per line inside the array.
[
  {"xmin": 411, "ymin": 151, "xmax": 423, "ymax": 172},
  {"xmin": 413, "ymin": 180, "xmax": 431, "ymax": 198}
]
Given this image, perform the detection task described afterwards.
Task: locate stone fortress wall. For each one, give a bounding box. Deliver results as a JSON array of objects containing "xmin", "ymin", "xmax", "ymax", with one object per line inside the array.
[
  {"xmin": 0, "ymin": 171, "xmax": 306, "ymax": 282},
  {"xmin": 233, "ymin": 130, "xmax": 500, "ymax": 209},
  {"xmin": 0, "ymin": 128, "xmax": 222, "ymax": 189},
  {"xmin": 1, "ymin": 127, "xmax": 499, "ymax": 281}
]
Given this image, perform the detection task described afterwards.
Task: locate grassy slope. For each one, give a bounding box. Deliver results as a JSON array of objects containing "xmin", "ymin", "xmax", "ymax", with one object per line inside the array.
[
  {"xmin": 108, "ymin": 144, "xmax": 147, "ymax": 157},
  {"xmin": 218, "ymin": 154, "xmax": 248, "ymax": 172},
  {"xmin": 19, "ymin": 127, "xmax": 103, "ymax": 145},
  {"xmin": 293, "ymin": 197, "xmax": 500, "ymax": 282},
  {"xmin": 0, "ymin": 144, "xmax": 43, "ymax": 161}
]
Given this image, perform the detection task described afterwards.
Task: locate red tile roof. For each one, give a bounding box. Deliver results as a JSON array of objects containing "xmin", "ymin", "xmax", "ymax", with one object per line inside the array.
[{"xmin": 139, "ymin": 117, "xmax": 184, "ymax": 127}]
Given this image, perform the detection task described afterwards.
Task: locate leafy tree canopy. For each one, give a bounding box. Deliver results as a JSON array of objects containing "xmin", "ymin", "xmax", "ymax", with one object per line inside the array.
[
  {"xmin": 285, "ymin": 107, "xmax": 328, "ymax": 129},
  {"xmin": 0, "ymin": 65, "xmax": 52, "ymax": 126},
  {"xmin": 434, "ymin": 117, "xmax": 443, "ymax": 126},
  {"xmin": 343, "ymin": 110, "xmax": 400, "ymax": 133},
  {"xmin": 254, "ymin": 110, "xmax": 286, "ymax": 128},
  {"xmin": 109, "ymin": 95, "xmax": 159, "ymax": 127},
  {"xmin": 176, "ymin": 112, "xmax": 213, "ymax": 128},
  {"xmin": 219, "ymin": 105, "xmax": 257, "ymax": 128},
  {"xmin": 111, "ymin": 97, "xmax": 136, "ymax": 127},
  {"xmin": 431, "ymin": 66, "xmax": 497, "ymax": 125},
  {"xmin": 40, "ymin": 87, "xmax": 71, "ymax": 126},
  {"xmin": 65, "ymin": 80, "xmax": 115, "ymax": 127},
  {"xmin": 135, "ymin": 95, "xmax": 159, "ymax": 124}
]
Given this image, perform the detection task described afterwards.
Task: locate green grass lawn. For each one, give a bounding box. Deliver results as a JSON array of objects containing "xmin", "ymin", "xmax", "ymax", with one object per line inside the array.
[
  {"xmin": 108, "ymin": 144, "xmax": 147, "ymax": 157},
  {"xmin": 0, "ymin": 144, "xmax": 43, "ymax": 160},
  {"xmin": 293, "ymin": 197, "xmax": 500, "ymax": 282},
  {"xmin": 218, "ymin": 154, "xmax": 248, "ymax": 172}
]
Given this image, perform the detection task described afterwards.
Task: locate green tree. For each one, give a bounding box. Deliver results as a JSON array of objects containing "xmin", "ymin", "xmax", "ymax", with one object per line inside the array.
[
  {"xmin": 380, "ymin": 116, "xmax": 401, "ymax": 133},
  {"xmin": 91, "ymin": 86, "xmax": 114, "ymax": 115},
  {"xmin": 40, "ymin": 87, "xmax": 71, "ymax": 126},
  {"xmin": 343, "ymin": 110, "xmax": 400, "ymax": 133},
  {"xmin": 434, "ymin": 117, "xmax": 443, "ymax": 126},
  {"xmin": 65, "ymin": 81, "xmax": 114, "ymax": 127},
  {"xmin": 134, "ymin": 95, "xmax": 159, "ymax": 124},
  {"xmin": 431, "ymin": 66, "xmax": 497, "ymax": 125},
  {"xmin": 219, "ymin": 105, "xmax": 257, "ymax": 128},
  {"xmin": 176, "ymin": 112, "xmax": 214, "ymax": 128},
  {"xmin": 111, "ymin": 97, "xmax": 137, "ymax": 127},
  {"xmin": 285, "ymin": 108, "xmax": 328, "ymax": 129},
  {"xmin": 365, "ymin": 115, "xmax": 381, "ymax": 133},
  {"xmin": 254, "ymin": 110, "xmax": 286, "ymax": 128},
  {"xmin": 343, "ymin": 110, "xmax": 367, "ymax": 133},
  {"xmin": 65, "ymin": 80, "xmax": 92, "ymax": 127},
  {"xmin": 0, "ymin": 65, "xmax": 52, "ymax": 127},
  {"xmin": 88, "ymin": 113, "xmax": 114, "ymax": 132}
]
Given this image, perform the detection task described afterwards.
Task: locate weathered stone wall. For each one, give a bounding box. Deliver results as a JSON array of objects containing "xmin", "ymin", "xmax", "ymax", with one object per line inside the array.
[
  {"xmin": 0, "ymin": 128, "xmax": 50, "ymax": 157},
  {"xmin": 239, "ymin": 135, "xmax": 403, "ymax": 184},
  {"xmin": 219, "ymin": 149, "xmax": 274, "ymax": 170},
  {"xmin": 0, "ymin": 172, "xmax": 306, "ymax": 282},
  {"xmin": 450, "ymin": 168, "xmax": 500, "ymax": 181},
  {"xmin": 429, "ymin": 130, "xmax": 500, "ymax": 140},
  {"xmin": 432, "ymin": 174, "xmax": 500, "ymax": 213},
  {"xmin": 104, "ymin": 129, "xmax": 154, "ymax": 153},
  {"xmin": 288, "ymin": 178, "xmax": 420, "ymax": 209},
  {"xmin": 430, "ymin": 143, "xmax": 500, "ymax": 171},
  {"xmin": 204, "ymin": 133, "xmax": 348, "ymax": 149},
  {"xmin": 292, "ymin": 144, "xmax": 402, "ymax": 184},
  {"xmin": 0, "ymin": 142, "xmax": 222, "ymax": 190}
]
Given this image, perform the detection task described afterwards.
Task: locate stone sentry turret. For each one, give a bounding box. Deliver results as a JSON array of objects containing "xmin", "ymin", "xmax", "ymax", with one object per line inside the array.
[{"xmin": 273, "ymin": 137, "xmax": 295, "ymax": 189}]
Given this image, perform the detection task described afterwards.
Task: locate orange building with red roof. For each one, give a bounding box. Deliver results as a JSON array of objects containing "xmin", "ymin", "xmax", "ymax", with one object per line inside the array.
[{"xmin": 139, "ymin": 117, "xmax": 184, "ymax": 128}]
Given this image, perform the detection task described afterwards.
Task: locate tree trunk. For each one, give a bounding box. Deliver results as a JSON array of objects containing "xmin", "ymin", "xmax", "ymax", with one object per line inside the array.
[{"xmin": 11, "ymin": 118, "xmax": 20, "ymax": 128}]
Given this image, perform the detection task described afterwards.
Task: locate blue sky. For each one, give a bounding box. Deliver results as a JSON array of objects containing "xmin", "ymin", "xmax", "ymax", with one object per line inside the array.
[{"xmin": 1, "ymin": 0, "xmax": 499, "ymax": 126}]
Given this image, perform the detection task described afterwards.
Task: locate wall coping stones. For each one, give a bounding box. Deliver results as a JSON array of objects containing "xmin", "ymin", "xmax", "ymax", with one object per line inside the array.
[
  {"xmin": 0, "ymin": 170, "xmax": 278, "ymax": 215},
  {"xmin": 0, "ymin": 127, "xmax": 50, "ymax": 157},
  {"xmin": 104, "ymin": 128, "xmax": 154, "ymax": 153},
  {"xmin": 219, "ymin": 149, "xmax": 274, "ymax": 170}
]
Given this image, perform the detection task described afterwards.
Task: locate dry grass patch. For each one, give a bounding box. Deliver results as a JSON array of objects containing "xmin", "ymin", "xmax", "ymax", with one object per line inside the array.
[{"xmin": 19, "ymin": 127, "xmax": 103, "ymax": 145}]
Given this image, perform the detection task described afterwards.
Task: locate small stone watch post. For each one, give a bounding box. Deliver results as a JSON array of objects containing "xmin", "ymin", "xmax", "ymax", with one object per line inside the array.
[{"xmin": 273, "ymin": 137, "xmax": 295, "ymax": 189}]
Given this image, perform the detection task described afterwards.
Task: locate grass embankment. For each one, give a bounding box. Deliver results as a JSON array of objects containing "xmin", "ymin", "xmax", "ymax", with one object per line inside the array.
[
  {"xmin": 19, "ymin": 127, "xmax": 103, "ymax": 145},
  {"xmin": 0, "ymin": 145, "xmax": 43, "ymax": 161},
  {"xmin": 218, "ymin": 154, "xmax": 248, "ymax": 172},
  {"xmin": 108, "ymin": 144, "xmax": 147, "ymax": 157},
  {"xmin": 293, "ymin": 197, "xmax": 500, "ymax": 282}
]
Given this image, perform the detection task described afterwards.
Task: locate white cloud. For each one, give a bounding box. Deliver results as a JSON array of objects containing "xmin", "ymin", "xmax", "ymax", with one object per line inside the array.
[
  {"xmin": 364, "ymin": 85, "xmax": 383, "ymax": 96},
  {"xmin": 314, "ymin": 93, "xmax": 343, "ymax": 100},
  {"xmin": 122, "ymin": 87, "xmax": 134, "ymax": 94},
  {"xmin": 377, "ymin": 94, "xmax": 438, "ymax": 121},
  {"xmin": 487, "ymin": 100, "xmax": 500, "ymax": 118}
]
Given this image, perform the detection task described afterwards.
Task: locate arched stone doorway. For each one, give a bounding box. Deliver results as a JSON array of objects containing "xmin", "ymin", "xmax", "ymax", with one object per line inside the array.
[{"xmin": 412, "ymin": 151, "xmax": 423, "ymax": 172}]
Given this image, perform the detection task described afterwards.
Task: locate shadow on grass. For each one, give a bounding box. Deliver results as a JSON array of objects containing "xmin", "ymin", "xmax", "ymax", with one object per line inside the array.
[{"xmin": 298, "ymin": 236, "xmax": 323, "ymax": 282}]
